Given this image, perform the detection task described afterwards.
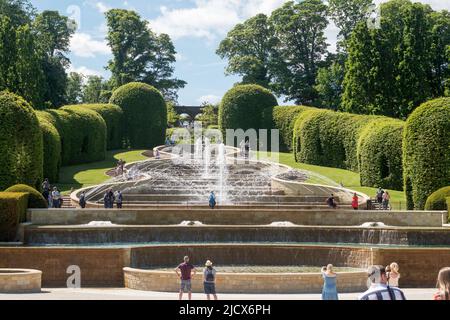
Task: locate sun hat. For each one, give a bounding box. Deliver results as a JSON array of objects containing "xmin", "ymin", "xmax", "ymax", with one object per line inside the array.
[{"xmin": 205, "ymin": 260, "xmax": 213, "ymax": 267}]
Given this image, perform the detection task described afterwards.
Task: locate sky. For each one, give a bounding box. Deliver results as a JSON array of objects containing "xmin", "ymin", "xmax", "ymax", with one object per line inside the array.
[{"xmin": 30, "ymin": 0, "xmax": 450, "ymax": 106}]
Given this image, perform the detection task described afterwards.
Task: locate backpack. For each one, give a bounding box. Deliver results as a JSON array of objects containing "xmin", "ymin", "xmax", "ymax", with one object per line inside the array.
[{"xmin": 205, "ymin": 268, "xmax": 215, "ymax": 282}]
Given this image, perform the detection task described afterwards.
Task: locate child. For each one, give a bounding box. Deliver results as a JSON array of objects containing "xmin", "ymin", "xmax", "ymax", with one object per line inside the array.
[
  {"xmin": 433, "ymin": 267, "xmax": 450, "ymax": 300},
  {"xmin": 387, "ymin": 262, "xmax": 400, "ymax": 287}
]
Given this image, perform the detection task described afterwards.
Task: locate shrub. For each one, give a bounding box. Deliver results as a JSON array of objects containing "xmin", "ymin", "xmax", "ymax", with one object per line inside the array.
[
  {"xmin": 42, "ymin": 106, "xmax": 107, "ymax": 165},
  {"xmin": 0, "ymin": 192, "xmax": 28, "ymax": 241},
  {"xmin": 403, "ymin": 98, "xmax": 450, "ymax": 210},
  {"xmin": 0, "ymin": 91, "xmax": 43, "ymax": 190},
  {"xmin": 293, "ymin": 108, "xmax": 380, "ymax": 171},
  {"xmin": 36, "ymin": 111, "xmax": 61, "ymax": 182},
  {"xmin": 424, "ymin": 186, "xmax": 450, "ymax": 211},
  {"xmin": 219, "ymin": 84, "xmax": 278, "ymax": 140},
  {"xmin": 110, "ymin": 82, "xmax": 167, "ymax": 149},
  {"xmin": 265, "ymin": 105, "xmax": 316, "ymax": 151},
  {"xmin": 77, "ymin": 104, "xmax": 124, "ymax": 150},
  {"xmin": 4, "ymin": 184, "xmax": 47, "ymax": 209},
  {"xmin": 358, "ymin": 120, "xmax": 405, "ymax": 190}
]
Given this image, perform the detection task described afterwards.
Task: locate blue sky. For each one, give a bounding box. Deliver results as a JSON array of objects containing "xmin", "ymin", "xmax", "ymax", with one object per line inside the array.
[{"xmin": 30, "ymin": 0, "xmax": 450, "ymax": 106}]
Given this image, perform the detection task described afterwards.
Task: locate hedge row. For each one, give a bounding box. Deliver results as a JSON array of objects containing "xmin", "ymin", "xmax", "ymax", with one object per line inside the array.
[
  {"xmin": 77, "ymin": 104, "xmax": 124, "ymax": 150},
  {"xmin": 425, "ymin": 186, "xmax": 450, "ymax": 211},
  {"xmin": 42, "ymin": 106, "xmax": 107, "ymax": 166},
  {"xmin": 0, "ymin": 192, "xmax": 28, "ymax": 241},
  {"xmin": 4, "ymin": 184, "xmax": 48, "ymax": 209},
  {"xmin": 0, "ymin": 91, "xmax": 43, "ymax": 191},
  {"xmin": 110, "ymin": 82, "xmax": 167, "ymax": 149},
  {"xmin": 357, "ymin": 120, "xmax": 405, "ymax": 190},
  {"xmin": 36, "ymin": 111, "xmax": 61, "ymax": 182},
  {"xmin": 262, "ymin": 105, "xmax": 316, "ymax": 151},
  {"xmin": 293, "ymin": 109, "xmax": 382, "ymax": 172},
  {"xmin": 219, "ymin": 84, "xmax": 278, "ymax": 140},
  {"xmin": 403, "ymin": 98, "xmax": 450, "ymax": 210}
]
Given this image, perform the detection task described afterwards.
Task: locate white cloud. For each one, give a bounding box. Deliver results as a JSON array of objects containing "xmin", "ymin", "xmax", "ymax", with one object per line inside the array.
[
  {"xmin": 70, "ymin": 33, "xmax": 111, "ymax": 58},
  {"xmin": 67, "ymin": 65, "xmax": 105, "ymax": 78},
  {"xmin": 95, "ymin": 2, "xmax": 111, "ymax": 13},
  {"xmin": 149, "ymin": 0, "xmax": 286, "ymax": 41},
  {"xmin": 197, "ymin": 94, "xmax": 222, "ymax": 104}
]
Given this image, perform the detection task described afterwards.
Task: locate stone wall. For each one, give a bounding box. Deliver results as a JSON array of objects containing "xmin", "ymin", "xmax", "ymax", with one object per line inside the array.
[
  {"xmin": 0, "ymin": 269, "xmax": 41, "ymax": 293},
  {"xmin": 124, "ymin": 268, "xmax": 368, "ymax": 294},
  {"xmin": 28, "ymin": 208, "xmax": 446, "ymax": 227}
]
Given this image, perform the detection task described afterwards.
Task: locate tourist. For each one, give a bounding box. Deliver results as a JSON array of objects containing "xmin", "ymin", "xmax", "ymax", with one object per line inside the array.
[
  {"xmin": 203, "ymin": 260, "xmax": 218, "ymax": 301},
  {"xmin": 47, "ymin": 191, "xmax": 53, "ymax": 208},
  {"xmin": 165, "ymin": 137, "xmax": 170, "ymax": 146},
  {"xmin": 155, "ymin": 149, "xmax": 161, "ymax": 160},
  {"xmin": 107, "ymin": 189, "xmax": 115, "ymax": 208},
  {"xmin": 244, "ymin": 139, "xmax": 250, "ymax": 158},
  {"xmin": 175, "ymin": 256, "xmax": 196, "ymax": 300},
  {"xmin": 116, "ymin": 190, "xmax": 123, "ymax": 209},
  {"xmin": 433, "ymin": 267, "xmax": 450, "ymax": 300},
  {"xmin": 51, "ymin": 187, "xmax": 62, "ymax": 209},
  {"xmin": 209, "ymin": 191, "xmax": 216, "ymax": 209},
  {"xmin": 387, "ymin": 262, "xmax": 400, "ymax": 288},
  {"xmin": 42, "ymin": 178, "xmax": 50, "ymax": 202},
  {"xmin": 376, "ymin": 187, "xmax": 384, "ymax": 208},
  {"xmin": 382, "ymin": 191, "xmax": 391, "ymax": 210},
  {"xmin": 103, "ymin": 191, "xmax": 110, "ymax": 209},
  {"xmin": 327, "ymin": 194, "xmax": 337, "ymax": 209},
  {"xmin": 358, "ymin": 265, "xmax": 406, "ymax": 300},
  {"xmin": 352, "ymin": 193, "xmax": 359, "ymax": 210},
  {"xmin": 321, "ymin": 264, "xmax": 338, "ymax": 300},
  {"xmin": 79, "ymin": 191, "xmax": 86, "ymax": 209}
]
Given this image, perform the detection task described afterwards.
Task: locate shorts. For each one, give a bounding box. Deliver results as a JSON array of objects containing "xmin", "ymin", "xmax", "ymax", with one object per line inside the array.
[
  {"xmin": 204, "ymin": 282, "xmax": 216, "ymax": 295},
  {"xmin": 180, "ymin": 279, "xmax": 192, "ymax": 292}
]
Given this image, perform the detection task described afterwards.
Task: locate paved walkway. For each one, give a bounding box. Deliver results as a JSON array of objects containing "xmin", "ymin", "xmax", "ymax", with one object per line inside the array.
[{"xmin": 0, "ymin": 288, "xmax": 436, "ymax": 300}]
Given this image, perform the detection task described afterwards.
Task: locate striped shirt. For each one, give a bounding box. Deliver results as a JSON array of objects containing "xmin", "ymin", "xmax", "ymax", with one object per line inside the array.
[{"xmin": 358, "ymin": 284, "xmax": 406, "ymax": 300}]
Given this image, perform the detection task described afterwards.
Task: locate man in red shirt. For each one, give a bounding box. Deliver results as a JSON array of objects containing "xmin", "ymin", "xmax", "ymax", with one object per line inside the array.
[{"xmin": 175, "ymin": 256, "xmax": 196, "ymax": 300}]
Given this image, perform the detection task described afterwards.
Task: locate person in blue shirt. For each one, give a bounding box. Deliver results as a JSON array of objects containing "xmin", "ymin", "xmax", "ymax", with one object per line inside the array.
[
  {"xmin": 321, "ymin": 264, "xmax": 338, "ymax": 300},
  {"xmin": 209, "ymin": 191, "xmax": 216, "ymax": 209}
]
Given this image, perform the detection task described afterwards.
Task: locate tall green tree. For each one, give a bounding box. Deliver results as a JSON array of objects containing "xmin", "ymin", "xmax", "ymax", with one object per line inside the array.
[
  {"xmin": 166, "ymin": 101, "xmax": 180, "ymax": 128},
  {"xmin": 33, "ymin": 10, "xmax": 74, "ymax": 108},
  {"xmin": 328, "ymin": 0, "xmax": 373, "ymax": 51},
  {"xmin": 66, "ymin": 72, "xmax": 84, "ymax": 104},
  {"xmin": 105, "ymin": 9, "xmax": 186, "ymax": 101},
  {"xmin": 82, "ymin": 75, "xmax": 110, "ymax": 104},
  {"xmin": 0, "ymin": 16, "xmax": 16, "ymax": 91},
  {"xmin": 216, "ymin": 14, "xmax": 279, "ymax": 88},
  {"xmin": 198, "ymin": 102, "xmax": 218, "ymax": 128},
  {"xmin": 0, "ymin": 0, "xmax": 35, "ymax": 27},
  {"xmin": 342, "ymin": 0, "xmax": 450, "ymax": 118},
  {"xmin": 270, "ymin": 0, "xmax": 329, "ymax": 104},
  {"xmin": 314, "ymin": 60, "xmax": 345, "ymax": 110}
]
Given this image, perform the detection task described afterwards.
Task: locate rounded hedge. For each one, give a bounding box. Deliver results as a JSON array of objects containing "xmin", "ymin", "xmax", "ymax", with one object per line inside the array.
[
  {"xmin": 43, "ymin": 106, "xmax": 107, "ymax": 166},
  {"xmin": 4, "ymin": 184, "xmax": 47, "ymax": 208},
  {"xmin": 0, "ymin": 192, "xmax": 28, "ymax": 241},
  {"xmin": 293, "ymin": 109, "xmax": 380, "ymax": 171},
  {"xmin": 425, "ymin": 186, "xmax": 450, "ymax": 211},
  {"xmin": 357, "ymin": 120, "xmax": 405, "ymax": 190},
  {"xmin": 219, "ymin": 84, "xmax": 278, "ymax": 139},
  {"xmin": 110, "ymin": 82, "xmax": 167, "ymax": 149},
  {"xmin": 0, "ymin": 91, "xmax": 43, "ymax": 190},
  {"xmin": 36, "ymin": 111, "xmax": 61, "ymax": 182},
  {"xmin": 78, "ymin": 104, "xmax": 124, "ymax": 150},
  {"xmin": 264, "ymin": 105, "xmax": 316, "ymax": 151},
  {"xmin": 403, "ymin": 98, "xmax": 450, "ymax": 210}
]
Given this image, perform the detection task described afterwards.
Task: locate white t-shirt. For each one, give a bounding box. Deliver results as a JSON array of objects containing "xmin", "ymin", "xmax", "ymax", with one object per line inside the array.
[{"xmin": 358, "ymin": 283, "xmax": 406, "ymax": 300}]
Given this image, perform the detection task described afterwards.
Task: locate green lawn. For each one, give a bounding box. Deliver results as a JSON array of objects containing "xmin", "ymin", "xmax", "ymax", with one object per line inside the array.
[
  {"xmin": 260, "ymin": 151, "xmax": 407, "ymax": 210},
  {"xmin": 58, "ymin": 149, "xmax": 148, "ymax": 194}
]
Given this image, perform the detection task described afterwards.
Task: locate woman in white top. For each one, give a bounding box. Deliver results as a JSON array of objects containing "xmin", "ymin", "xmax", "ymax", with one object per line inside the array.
[{"xmin": 387, "ymin": 262, "xmax": 400, "ymax": 287}]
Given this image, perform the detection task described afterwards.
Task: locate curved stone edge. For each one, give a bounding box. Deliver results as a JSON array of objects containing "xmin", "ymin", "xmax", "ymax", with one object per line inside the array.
[
  {"xmin": 0, "ymin": 269, "xmax": 42, "ymax": 293},
  {"xmin": 123, "ymin": 267, "xmax": 368, "ymax": 294}
]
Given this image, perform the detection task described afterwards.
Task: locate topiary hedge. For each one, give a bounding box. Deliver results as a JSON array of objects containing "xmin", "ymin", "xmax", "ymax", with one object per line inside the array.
[
  {"xmin": 0, "ymin": 192, "xmax": 28, "ymax": 241},
  {"xmin": 424, "ymin": 186, "xmax": 450, "ymax": 213},
  {"xmin": 265, "ymin": 105, "xmax": 316, "ymax": 151},
  {"xmin": 357, "ymin": 120, "xmax": 405, "ymax": 190},
  {"xmin": 36, "ymin": 111, "xmax": 61, "ymax": 182},
  {"xmin": 110, "ymin": 82, "xmax": 167, "ymax": 149},
  {"xmin": 403, "ymin": 98, "xmax": 450, "ymax": 210},
  {"xmin": 219, "ymin": 84, "xmax": 278, "ymax": 141},
  {"xmin": 77, "ymin": 104, "xmax": 124, "ymax": 150},
  {"xmin": 293, "ymin": 108, "xmax": 380, "ymax": 171},
  {"xmin": 0, "ymin": 91, "xmax": 43, "ymax": 190},
  {"xmin": 4, "ymin": 184, "xmax": 47, "ymax": 209},
  {"xmin": 42, "ymin": 106, "xmax": 107, "ymax": 165}
]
